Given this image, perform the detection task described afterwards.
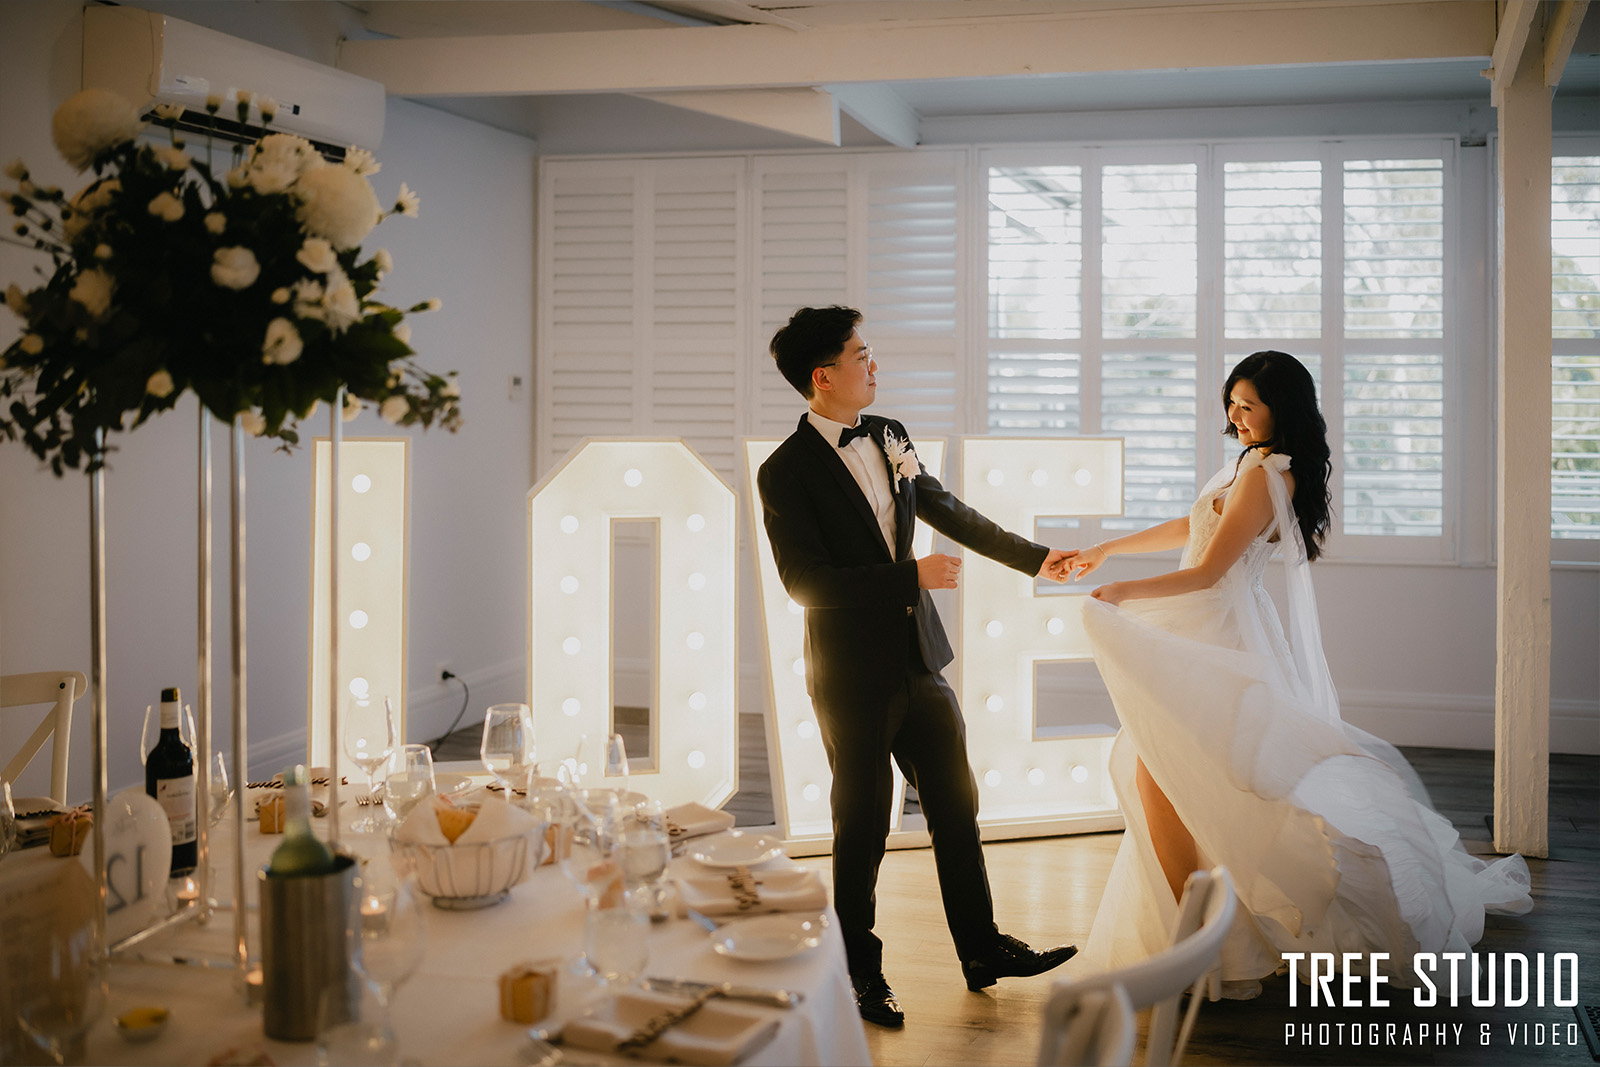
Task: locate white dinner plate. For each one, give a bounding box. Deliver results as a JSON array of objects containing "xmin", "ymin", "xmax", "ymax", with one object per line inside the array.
[
  {"xmin": 711, "ymin": 912, "xmax": 829, "ymax": 962},
  {"xmin": 689, "ymin": 829, "xmax": 784, "ymax": 869}
]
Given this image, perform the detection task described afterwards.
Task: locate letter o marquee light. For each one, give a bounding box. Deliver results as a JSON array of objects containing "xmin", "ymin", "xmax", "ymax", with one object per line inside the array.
[{"xmin": 528, "ymin": 439, "xmax": 738, "ymax": 808}]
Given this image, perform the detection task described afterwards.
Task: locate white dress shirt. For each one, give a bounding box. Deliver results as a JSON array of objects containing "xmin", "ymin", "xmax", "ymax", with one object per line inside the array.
[{"xmin": 807, "ymin": 409, "xmax": 898, "ymax": 557}]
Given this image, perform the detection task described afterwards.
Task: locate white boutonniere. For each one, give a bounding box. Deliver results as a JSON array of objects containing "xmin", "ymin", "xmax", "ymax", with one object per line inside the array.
[{"xmin": 883, "ymin": 430, "xmax": 920, "ymax": 491}]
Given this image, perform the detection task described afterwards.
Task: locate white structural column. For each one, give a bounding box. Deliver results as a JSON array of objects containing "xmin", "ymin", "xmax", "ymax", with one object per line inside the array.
[{"xmin": 1489, "ymin": 4, "xmax": 1551, "ymax": 857}]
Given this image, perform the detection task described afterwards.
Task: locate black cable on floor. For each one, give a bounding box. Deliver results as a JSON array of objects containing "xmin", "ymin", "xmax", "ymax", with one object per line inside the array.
[{"xmin": 430, "ymin": 671, "xmax": 470, "ymax": 753}]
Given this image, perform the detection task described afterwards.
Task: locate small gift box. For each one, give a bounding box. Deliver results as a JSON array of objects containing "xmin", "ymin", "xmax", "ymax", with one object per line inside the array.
[
  {"xmin": 257, "ymin": 794, "xmax": 286, "ymax": 833},
  {"xmin": 498, "ymin": 959, "xmax": 558, "ymax": 1024},
  {"xmin": 48, "ymin": 806, "xmax": 93, "ymax": 856}
]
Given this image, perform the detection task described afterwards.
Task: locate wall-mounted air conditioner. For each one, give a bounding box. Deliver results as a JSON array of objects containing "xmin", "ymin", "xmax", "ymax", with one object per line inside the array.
[{"xmin": 83, "ymin": 5, "xmax": 386, "ymax": 161}]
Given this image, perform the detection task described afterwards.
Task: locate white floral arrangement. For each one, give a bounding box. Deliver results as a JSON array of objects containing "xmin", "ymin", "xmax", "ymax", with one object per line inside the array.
[
  {"xmin": 1, "ymin": 88, "xmax": 460, "ymax": 474},
  {"xmin": 883, "ymin": 429, "xmax": 920, "ymax": 489}
]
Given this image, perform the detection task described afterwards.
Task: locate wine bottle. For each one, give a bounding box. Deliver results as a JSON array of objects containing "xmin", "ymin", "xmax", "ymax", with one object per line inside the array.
[
  {"xmin": 267, "ymin": 765, "xmax": 336, "ymax": 876},
  {"xmin": 146, "ymin": 685, "xmax": 197, "ymax": 877}
]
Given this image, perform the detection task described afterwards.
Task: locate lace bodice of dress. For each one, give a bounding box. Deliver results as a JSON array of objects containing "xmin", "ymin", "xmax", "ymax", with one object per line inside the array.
[{"xmin": 1179, "ymin": 451, "xmax": 1290, "ymax": 584}]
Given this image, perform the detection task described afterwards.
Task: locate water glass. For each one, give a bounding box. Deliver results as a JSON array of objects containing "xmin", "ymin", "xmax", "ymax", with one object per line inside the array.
[
  {"xmin": 354, "ymin": 870, "xmax": 427, "ymax": 1004},
  {"xmin": 345, "ymin": 696, "xmax": 397, "ymax": 831},
  {"xmin": 382, "ymin": 744, "xmax": 436, "ymax": 823},
  {"xmin": 583, "ymin": 903, "xmax": 650, "ymax": 986},
  {"xmin": 480, "ymin": 703, "xmax": 536, "ymax": 793},
  {"xmin": 208, "ymin": 751, "xmax": 234, "ymax": 827},
  {"xmin": 316, "ymin": 975, "xmax": 398, "ymax": 1067}
]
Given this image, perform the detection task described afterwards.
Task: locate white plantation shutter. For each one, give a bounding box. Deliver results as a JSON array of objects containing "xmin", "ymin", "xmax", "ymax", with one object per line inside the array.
[
  {"xmin": 1341, "ymin": 157, "xmax": 1446, "ymax": 537},
  {"xmin": 1552, "ymin": 154, "xmax": 1600, "ymax": 540},
  {"xmin": 1223, "ymin": 160, "xmax": 1321, "ymax": 339}
]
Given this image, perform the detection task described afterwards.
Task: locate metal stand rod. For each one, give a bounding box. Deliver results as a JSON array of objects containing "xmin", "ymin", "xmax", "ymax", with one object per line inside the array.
[
  {"xmin": 88, "ymin": 431, "xmax": 109, "ymax": 964},
  {"xmin": 327, "ymin": 388, "xmax": 343, "ymax": 847},
  {"xmin": 229, "ymin": 418, "xmax": 249, "ymax": 978},
  {"xmin": 196, "ymin": 408, "xmax": 213, "ymax": 918}
]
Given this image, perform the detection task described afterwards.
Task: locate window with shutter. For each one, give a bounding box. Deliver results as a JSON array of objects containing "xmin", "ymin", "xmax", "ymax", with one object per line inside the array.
[{"xmin": 1552, "ymin": 154, "xmax": 1600, "ymax": 541}]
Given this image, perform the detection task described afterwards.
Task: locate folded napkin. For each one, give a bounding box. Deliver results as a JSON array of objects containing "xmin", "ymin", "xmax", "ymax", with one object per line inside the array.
[
  {"xmin": 564, "ymin": 989, "xmax": 779, "ymax": 1066},
  {"xmin": 665, "ymin": 802, "xmax": 736, "ymax": 841},
  {"xmin": 675, "ymin": 867, "xmax": 828, "ymax": 918},
  {"xmin": 394, "ymin": 795, "xmax": 536, "ymax": 845}
]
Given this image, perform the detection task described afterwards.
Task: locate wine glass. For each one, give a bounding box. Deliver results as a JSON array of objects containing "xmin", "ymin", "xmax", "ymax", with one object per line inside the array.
[
  {"xmin": 14, "ymin": 922, "xmax": 104, "ymax": 1065},
  {"xmin": 316, "ymin": 973, "xmax": 398, "ymax": 1067},
  {"xmin": 619, "ymin": 799, "xmax": 672, "ymax": 920},
  {"xmin": 208, "ymin": 751, "xmax": 234, "ymax": 827},
  {"xmin": 381, "ymin": 744, "xmax": 436, "ymax": 823},
  {"xmin": 345, "ymin": 695, "xmax": 397, "ymax": 832},
  {"xmin": 353, "ymin": 869, "xmax": 427, "ymax": 1006},
  {"xmin": 480, "ymin": 704, "xmax": 536, "ymax": 795}
]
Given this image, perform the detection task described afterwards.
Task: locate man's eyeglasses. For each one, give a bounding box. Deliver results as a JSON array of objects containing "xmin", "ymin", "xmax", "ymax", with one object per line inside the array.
[{"xmin": 822, "ymin": 346, "xmax": 873, "ymax": 370}]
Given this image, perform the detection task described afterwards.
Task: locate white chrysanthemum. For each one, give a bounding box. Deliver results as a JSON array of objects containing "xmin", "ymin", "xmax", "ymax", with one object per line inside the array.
[
  {"xmin": 5, "ymin": 283, "xmax": 29, "ymax": 317},
  {"xmin": 20, "ymin": 333, "xmax": 44, "ymax": 355},
  {"xmin": 294, "ymin": 278, "xmax": 326, "ymax": 321},
  {"xmin": 320, "ymin": 269, "xmax": 361, "ymax": 332},
  {"xmin": 210, "ymin": 246, "xmax": 260, "ymax": 290},
  {"xmin": 423, "ymin": 297, "xmax": 441, "ymax": 312},
  {"xmin": 239, "ymin": 410, "xmax": 266, "ymax": 436},
  {"xmin": 394, "ymin": 181, "xmax": 420, "ymax": 218},
  {"xmin": 153, "ymin": 102, "xmax": 184, "ymax": 122},
  {"xmin": 204, "ymin": 212, "xmax": 226, "ymax": 235},
  {"xmin": 295, "ymin": 165, "xmax": 380, "ymax": 250},
  {"xmin": 68, "ymin": 268, "xmax": 114, "ymax": 320},
  {"xmin": 296, "ymin": 237, "xmax": 337, "ymax": 274},
  {"xmin": 51, "ymin": 89, "xmax": 143, "ymax": 171},
  {"xmin": 372, "ymin": 248, "xmax": 393, "ymax": 275},
  {"xmin": 2, "ymin": 160, "xmax": 26, "ymax": 181},
  {"xmin": 147, "ymin": 191, "xmax": 184, "ymax": 222},
  {"xmin": 258, "ymin": 96, "xmax": 278, "ymax": 121},
  {"xmin": 146, "ymin": 370, "xmax": 175, "ymax": 398},
  {"xmin": 441, "ymin": 377, "xmax": 460, "ymax": 399},
  {"xmin": 154, "ymin": 145, "xmax": 190, "ymax": 171},
  {"xmin": 262, "ymin": 317, "xmax": 303, "ymax": 365},
  {"xmin": 393, "ymin": 323, "xmax": 411, "ymax": 345},
  {"xmin": 342, "ymin": 392, "xmax": 362, "ymax": 421},
  {"xmin": 343, "ymin": 147, "xmax": 381, "ymax": 177},
  {"xmin": 379, "ymin": 395, "xmax": 409, "ymax": 424},
  {"xmin": 205, "ymin": 92, "xmax": 223, "ymax": 113}
]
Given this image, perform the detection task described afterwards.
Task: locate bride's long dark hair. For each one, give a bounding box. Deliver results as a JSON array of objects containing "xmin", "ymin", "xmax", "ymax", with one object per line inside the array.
[{"xmin": 1222, "ymin": 351, "xmax": 1332, "ymax": 561}]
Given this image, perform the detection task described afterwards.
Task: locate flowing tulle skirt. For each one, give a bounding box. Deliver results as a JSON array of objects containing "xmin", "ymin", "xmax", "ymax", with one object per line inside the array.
[{"xmin": 1073, "ymin": 592, "xmax": 1532, "ymax": 992}]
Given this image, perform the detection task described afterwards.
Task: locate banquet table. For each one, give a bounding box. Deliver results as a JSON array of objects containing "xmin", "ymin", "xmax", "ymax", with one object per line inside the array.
[{"xmin": 4, "ymin": 767, "xmax": 871, "ymax": 1067}]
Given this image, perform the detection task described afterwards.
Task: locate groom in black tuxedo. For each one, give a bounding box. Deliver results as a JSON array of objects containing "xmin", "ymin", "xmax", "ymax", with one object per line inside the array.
[{"xmin": 756, "ymin": 306, "xmax": 1078, "ymax": 1028}]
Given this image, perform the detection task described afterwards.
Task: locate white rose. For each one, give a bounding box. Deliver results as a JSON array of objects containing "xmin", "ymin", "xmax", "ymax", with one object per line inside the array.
[
  {"xmin": 146, "ymin": 370, "xmax": 175, "ymax": 398},
  {"xmin": 296, "ymin": 237, "xmax": 337, "ymax": 274},
  {"xmin": 51, "ymin": 89, "xmax": 143, "ymax": 171},
  {"xmin": 68, "ymin": 268, "xmax": 114, "ymax": 320},
  {"xmin": 147, "ymin": 191, "xmax": 184, "ymax": 222},
  {"xmin": 5, "ymin": 283, "xmax": 29, "ymax": 317},
  {"xmin": 379, "ymin": 395, "xmax": 409, "ymax": 424},
  {"xmin": 262, "ymin": 317, "xmax": 303, "ymax": 365},
  {"xmin": 204, "ymin": 212, "xmax": 226, "ymax": 235},
  {"xmin": 394, "ymin": 181, "xmax": 420, "ymax": 218},
  {"xmin": 393, "ymin": 323, "xmax": 411, "ymax": 345},
  {"xmin": 19, "ymin": 333, "xmax": 44, "ymax": 355},
  {"xmin": 295, "ymin": 165, "xmax": 380, "ymax": 250},
  {"xmin": 211, "ymin": 246, "xmax": 260, "ymax": 290},
  {"xmin": 239, "ymin": 411, "xmax": 266, "ymax": 436},
  {"xmin": 342, "ymin": 392, "xmax": 362, "ymax": 421}
]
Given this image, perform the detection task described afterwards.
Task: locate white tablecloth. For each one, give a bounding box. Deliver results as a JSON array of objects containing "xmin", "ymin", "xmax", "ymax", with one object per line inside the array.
[{"xmin": 7, "ymin": 773, "xmax": 870, "ymax": 1067}]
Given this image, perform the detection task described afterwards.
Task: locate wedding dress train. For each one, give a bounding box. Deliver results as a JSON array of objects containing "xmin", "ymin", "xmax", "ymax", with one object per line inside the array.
[{"xmin": 1077, "ymin": 450, "xmax": 1531, "ymax": 993}]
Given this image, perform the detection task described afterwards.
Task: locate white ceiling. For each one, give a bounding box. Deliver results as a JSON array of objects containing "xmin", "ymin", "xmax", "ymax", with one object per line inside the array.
[{"xmin": 336, "ymin": 0, "xmax": 1600, "ymax": 152}]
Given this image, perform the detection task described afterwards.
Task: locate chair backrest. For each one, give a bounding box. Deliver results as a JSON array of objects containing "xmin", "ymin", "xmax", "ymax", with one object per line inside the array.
[
  {"xmin": 1038, "ymin": 981, "xmax": 1136, "ymax": 1067},
  {"xmin": 1, "ymin": 670, "xmax": 87, "ymax": 805},
  {"xmin": 1037, "ymin": 866, "xmax": 1237, "ymax": 1067}
]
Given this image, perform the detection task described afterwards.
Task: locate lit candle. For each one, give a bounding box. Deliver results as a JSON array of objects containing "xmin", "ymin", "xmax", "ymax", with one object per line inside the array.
[
  {"xmin": 244, "ymin": 966, "xmax": 264, "ymax": 1005},
  {"xmin": 360, "ymin": 893, "xmax": 389, "ymax": 935},
  {"xmin": 175, "ymin": 876, "xmax": 200, "ymax": 906}
]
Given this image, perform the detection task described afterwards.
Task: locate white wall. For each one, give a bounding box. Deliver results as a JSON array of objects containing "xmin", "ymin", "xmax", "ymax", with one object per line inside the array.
[{"xmin": 0, "ymin": 0, "xmax": 536, "ymax": 800}]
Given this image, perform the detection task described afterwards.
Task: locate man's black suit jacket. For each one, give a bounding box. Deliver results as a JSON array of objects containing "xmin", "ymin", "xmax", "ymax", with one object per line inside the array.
[{"xmin": 757, "ymin": 413, "xmax": 1049, "ymax": 715}]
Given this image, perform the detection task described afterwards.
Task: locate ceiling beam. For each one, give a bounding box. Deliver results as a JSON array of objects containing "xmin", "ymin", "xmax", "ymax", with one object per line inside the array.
[
  {"xmin": 337, "ymin": 1, "xmax": 1495, "ymax": 97},
  {"xmin": 829, "ymin": 84, "xmax": 919, "ymax": 149},
  {"xmin": 633, "ymin": 88, "xmax": 840, "ymax": 143},
  {"xmin": 1545, "ymin": 0, "xmax": 1591, "ymax": 86},
  {"xmin": 1484, "ymin": 0, "xmax": 1540, "ymax": 106}
]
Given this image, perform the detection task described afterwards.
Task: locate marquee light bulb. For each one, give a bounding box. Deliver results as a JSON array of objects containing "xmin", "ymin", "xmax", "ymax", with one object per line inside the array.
[
  {"xmin": 796, "ymin": 720, "xmax": 816, "ymax": 740},
  {"xmin": 687, "ymin": 750, "xmax": 706, "ymax": 770},
  {"xmin": 349, "ymin": 676, "xmax": 369, "ymax": 698},
  {"xmin": 688, "ymin": 691, "xmax": 707, "ymax": 711},
  {"xmin": 562, "ymin": 698, "xmax": 581, "ymax": 717},
  {"xmin": 562, "ymin": 637, "xmax": 581, "ymax": 655},
  {"xmin": 686, "ymin": 631, "xmax": 705, "ymax": 651},
  {"xmin": 351, "ymin": 542, "xmax": 371, "ymax": 562},
  {"xmin": 560, "ymin": 515, "xmax": 579, "ymax": 534},
  {"xmin": 984, "ymin": 769, "xmax": 1002, "ymax": 787},
  {"xmin": 803, "ymin": 784, "xmax": 821, "ymax": 802},
  {"xmin": 1047, "ymin": 616, "xmax": 1065, "ymax": 635},
  {"xmin": 348, "ymin": 610, "xmax": 368, "ymax": 630},
  {"xmin": 351, "ymin": 474, "xmax": 371, "ymax": 494},
  {"xmin": 986, "ymin": 469, "xmax": 1004, "ymax": 486},
  {"xmin": 1075, "ymin": 468, "xmax": 1092, "ymax": 486},
  {"xmin": 1027, "ymin": 767, "xmax": 1046, "ymax": 786},
  {"xmin": 688, "ymin": 572, "xmax": 706, "ymax": 591},
  {"xmin": 1031, "ymin": 469, "xmax": 1048, "ymax": 486},
  {"xmin": 985, "ymin": 694, "xmax": 1005, "ymax": 713},
  {"xmin": 792, "ymin": 658, "xmax": 805, "ymax": 676},
  {"xmin": 623, "ymin": 468, "xmax": 643, "ymax": 487},
  {"xmin": 986, "ymin": 619, "xmax": 1004, "ymax": 638},
  {"xmin": 1071, "ymin": 764, "xmax": 1090, "ymax": 783},
  {"xmin": 686, "ymin": 513, "xmax": 706, "ymax": 532},
  {"xmin": 560, "ymin": 576, "xmax": 579, "ymax": 594}
]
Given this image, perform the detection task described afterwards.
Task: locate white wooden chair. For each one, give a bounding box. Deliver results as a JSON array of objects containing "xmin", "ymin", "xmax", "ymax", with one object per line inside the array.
[
  {"xmin": 1038, "ymin": 866, "xmax": 1237, "ymax": 1067},
  {"xmin": 1, "ymin": 670, "xmax": 87, "ymax": 804},
  {"xmin": 1037, "ymin": 981, "xmax": 1137, "ymax": 1067}
]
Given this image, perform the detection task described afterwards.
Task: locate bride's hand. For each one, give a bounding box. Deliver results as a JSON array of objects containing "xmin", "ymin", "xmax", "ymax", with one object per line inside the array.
[
  {"xmin": 1090, "ymin": 581, "xmax": 1126, "ymax": 605},
  {"xmin": 1061, "ymin": 544, "xmax": 1107, "ymax": 582}
]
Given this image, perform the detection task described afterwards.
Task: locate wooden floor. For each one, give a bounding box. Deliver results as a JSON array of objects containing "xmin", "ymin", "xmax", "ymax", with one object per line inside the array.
[{"xmin": 436, "ymin": 718, "xmax": 1598, "ymax": 1067}]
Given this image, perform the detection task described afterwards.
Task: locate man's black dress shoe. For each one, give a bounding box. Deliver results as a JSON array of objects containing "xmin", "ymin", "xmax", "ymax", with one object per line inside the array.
[
  {"xmin": 962, "ymin": 933, "xmax": 1078, "ymax": 991},
  {"xmin": 853, "ymin": 973, "xmax": 905, "ymax": 1028}
]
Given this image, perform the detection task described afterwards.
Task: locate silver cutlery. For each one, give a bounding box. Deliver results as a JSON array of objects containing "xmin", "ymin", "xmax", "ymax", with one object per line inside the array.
[{"xmin": 640, "ymin": 976, "xmax": 803, "ymax": 1008}]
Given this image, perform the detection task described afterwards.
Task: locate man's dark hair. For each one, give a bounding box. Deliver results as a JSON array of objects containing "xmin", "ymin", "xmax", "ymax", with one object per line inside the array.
[{"xmin": 769, "ymin": 306, "xmax": 861, "ymax": 399}]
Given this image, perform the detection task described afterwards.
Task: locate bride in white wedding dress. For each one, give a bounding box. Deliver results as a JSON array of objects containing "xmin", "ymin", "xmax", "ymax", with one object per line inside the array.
[{"xmin": 1062, "ymin": 351, "xmax": 1531, "ymax": 995}]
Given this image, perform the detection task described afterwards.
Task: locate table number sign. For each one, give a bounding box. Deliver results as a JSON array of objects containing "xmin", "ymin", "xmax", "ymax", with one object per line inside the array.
[{"xmin": 78, "ymin": 787, "xmax": 172, "ymax": 943}]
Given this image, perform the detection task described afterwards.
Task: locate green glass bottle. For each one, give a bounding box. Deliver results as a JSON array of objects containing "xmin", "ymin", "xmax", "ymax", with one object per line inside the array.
[{"xmin": 267, "ymin": 765, "xmax": 336, "ymax": 876}]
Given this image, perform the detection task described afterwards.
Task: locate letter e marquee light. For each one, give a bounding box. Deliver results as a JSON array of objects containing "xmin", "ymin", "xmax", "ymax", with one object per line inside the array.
[{"xmin": 528, "ymin": 439, "xmax": 738, "ymax": 809}]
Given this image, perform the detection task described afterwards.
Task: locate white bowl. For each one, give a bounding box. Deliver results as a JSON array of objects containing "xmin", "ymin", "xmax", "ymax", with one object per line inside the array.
[{"xmin": 391, "ymin": 832, "xmax": 535, "ymax": 909}]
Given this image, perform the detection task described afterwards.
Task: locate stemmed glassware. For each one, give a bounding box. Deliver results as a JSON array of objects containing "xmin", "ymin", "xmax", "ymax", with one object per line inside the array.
[
  {"xmin": 382, "ymin": 744, "xmax": 436, "ymax": 823},
  {"xmin": 480, "ymin": 703, "xmax": 536, "ymax": 795},
  {"xmin": 208, "ymin": 751, "xmax": 234, "ymax": 827},
  {"xmin": 619, "ymin": 798, "xmax": 672, "ymax": 921},
  {"xmin": 13, "ymin": 920, "xmax": 103, "ymax": 1065},
  {"xmin": 316, "ymin": 974, "xmax": 398, "ymax": 1067},
  {"xmin": 1, "ymin": 778, "xmax": 15, "ymax": 861},
  {"xmin": 345, "ymin": 695, "xmax": 397, "ymax": 832}
]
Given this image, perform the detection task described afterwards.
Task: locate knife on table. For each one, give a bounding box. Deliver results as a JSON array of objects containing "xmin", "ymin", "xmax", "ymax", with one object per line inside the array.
[{"xmin": 639, "ymin": 977, "xmax": 804, "ymax": 1008}]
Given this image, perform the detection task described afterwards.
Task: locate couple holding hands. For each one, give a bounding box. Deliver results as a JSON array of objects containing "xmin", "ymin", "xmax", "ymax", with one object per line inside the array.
[{"xmin": 755, "ymin": 306, "xmax": 1531, "ymax": 1028}]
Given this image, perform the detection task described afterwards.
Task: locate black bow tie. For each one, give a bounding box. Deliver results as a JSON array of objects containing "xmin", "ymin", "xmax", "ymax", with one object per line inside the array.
[{"xmin": 837, "ymin": 422, "xmax": 873, "ymax": 448}]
